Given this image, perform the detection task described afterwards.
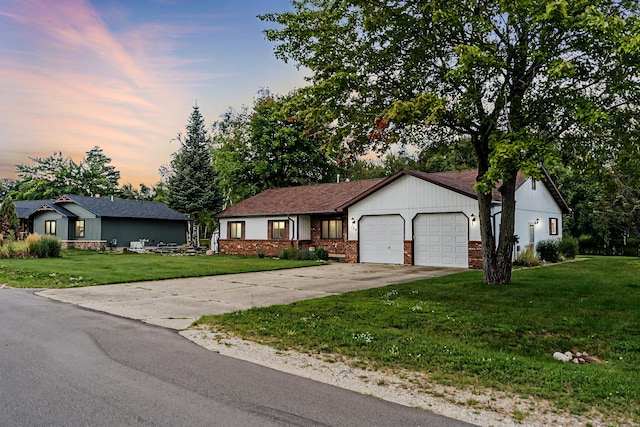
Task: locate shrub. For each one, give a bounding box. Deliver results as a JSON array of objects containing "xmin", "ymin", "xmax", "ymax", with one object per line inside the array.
[
  {"xmin": 0, "ymin": 241, "xmax": 30, "ymax": 259},
  {"xmin": 536, "ymin": 239, "xmax": 560, "ymax": 263},
  {"xmin": 314, "ymin": 247, "xmax": 329, "ymax": 261},
  {"xmin": 559, "ymin": 236, "xmax": 578, "ymax": 259},
  {"xmin": 257, "ymin": 248, "xmax": 266, "ymax": 258},
  {"xmin": 29, "ymin": 235, "xmax": 61, "ymax": 258},
  {"xmin": 277, "ymin": 247, "xmax": 298, "ymax": 260},
  {"xmin": 578, "ymin": 234, "xmax": 599, "ymax": 255},
  {"xmin": 514, "ymin": 247, "xmax": 541, "ymax": 267}
]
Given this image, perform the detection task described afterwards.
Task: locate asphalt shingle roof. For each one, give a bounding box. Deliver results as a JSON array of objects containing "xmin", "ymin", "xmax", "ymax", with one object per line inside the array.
[
  {"xmin": 57, "ymin": 195, "xmax": 190, "ymax": 221},
  {"xmin": 215, "ymin": 179, "xmax": 384, "ymax": 218},
  {"xmin": 15, "ymin": 196, "xmax": 190, "ymax": 221},
  {"xmin": 217, "ymin": 167, "xmax": 570, "ymax": 217}
]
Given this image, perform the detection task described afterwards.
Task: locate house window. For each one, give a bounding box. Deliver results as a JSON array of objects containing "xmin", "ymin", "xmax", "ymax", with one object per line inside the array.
[
  {"xmin": 228, "ymin": 222, "xmax": 244, "ymax": 239},
  {"xmin": 549, "ymin": 218, "xmax": 559, "ymax": 235},
  {"xmin": 321, "ymin": 219, "xmax": 343, "ymax": 239},
  {"xmin": 529, "ymin": 224, "xmax": 535, "ymax": 244},
  {"xmin": 75, "ymin": 220, "xmax": 85, "ymax": 238},
  {"xmin": 45, "ymin": 220, "xmax": 56, "ymax": 236},
  {"xmin": 270, "ymin": 220, "xmax": 287, "ymax": 240}
]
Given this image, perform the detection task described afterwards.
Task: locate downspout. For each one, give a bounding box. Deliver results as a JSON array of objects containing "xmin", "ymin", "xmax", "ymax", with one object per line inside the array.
[{"xmin": 287, "ymin": 215, "xmax": 295, "ymax": 247}]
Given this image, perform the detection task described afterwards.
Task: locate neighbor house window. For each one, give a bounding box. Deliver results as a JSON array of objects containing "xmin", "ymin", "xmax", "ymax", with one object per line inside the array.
[
  {"xmin": 270, "ymin": 220, "xmax": 287, "ymax": 240},
  {"xmin": 75, "ymin": 220, "xmax": 85, "ymax": 238},
  {"xmin": 549, "ymin": 218, "xmax": 559, "ymax": 235},
  {"xmin": 45, "ymin": 220, "xmax": 56, "ymax": 236},
  {"xmin": 228, "ymin": 221, "xmax": 244, "ymax": 239},
  {"xmin": 321, "ymin": 219, "xmax": 343, "ymax": 239}
]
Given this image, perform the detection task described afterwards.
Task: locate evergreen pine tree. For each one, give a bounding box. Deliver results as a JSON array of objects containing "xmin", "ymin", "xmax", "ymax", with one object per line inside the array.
[
  {"xmin": 0, "ymin": 195, "xmax": 20, "ymax": 241},
  {"xmin": 167, "ymin": 105, "xmax": 222, "ymax": 245}
]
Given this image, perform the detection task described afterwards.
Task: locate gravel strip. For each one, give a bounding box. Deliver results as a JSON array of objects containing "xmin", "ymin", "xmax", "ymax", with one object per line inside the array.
[{"xmin": 181, "ymin": 327, "xmax": 618, "ymax": 427}]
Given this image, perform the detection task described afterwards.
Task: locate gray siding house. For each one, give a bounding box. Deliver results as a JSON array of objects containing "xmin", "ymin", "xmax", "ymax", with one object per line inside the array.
[{"xmin": 16, "ymin": 195, "xmax": 190, "ymax": 250}]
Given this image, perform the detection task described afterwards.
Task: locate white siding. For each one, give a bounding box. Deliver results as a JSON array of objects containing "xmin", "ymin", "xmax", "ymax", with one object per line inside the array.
[
  {"xmin": 220, "ymin": 216, "xmax": 292, "ymax": 240},
  {"xmin": 348, "ymin": 175, "xmax": 479, "ymax": 242},
  {"xmin": 493, "ymin": 178, "xmax": 564, "ymax": 254}
]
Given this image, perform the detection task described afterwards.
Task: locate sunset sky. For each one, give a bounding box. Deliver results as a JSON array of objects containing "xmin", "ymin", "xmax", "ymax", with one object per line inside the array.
[{"xmin": 0, "ymin": 0, "xmax": 308, "ymax": 186}]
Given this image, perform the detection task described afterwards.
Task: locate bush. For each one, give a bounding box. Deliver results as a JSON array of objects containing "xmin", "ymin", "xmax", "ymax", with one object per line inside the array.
[
  {"xmin": 514, "ymin": 246, "xmax": 541, "ymax": 267},
  {"xmin": 536, "ymin": 239, "xmax": 560, "ymax": 263},
  {"xmin": 257, "ymin": 248, "xmax": 266, "ymax": 258},
  {"xmin": 29, "ymin": 234, "xmax": 62, "ymax": 258},
  {"xmin": 314, "ymin": 247, "xmax": 329, "ymax": 261},
  {"xmin": 277, "ymin": 247, "xmax": 298, "ymax": 260},
  {"xmin": 559, "ymin": 236, "xmax": 578, "ymax": 259},
  {"xmin": 0, "ymin": 241, "xmax": 30, "ymax": 259}
]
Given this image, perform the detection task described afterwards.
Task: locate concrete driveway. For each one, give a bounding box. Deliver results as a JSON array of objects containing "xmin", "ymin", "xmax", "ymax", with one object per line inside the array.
[{"xmin": 38, "ymin": 263, "xmax": 463, "ymax": 330}]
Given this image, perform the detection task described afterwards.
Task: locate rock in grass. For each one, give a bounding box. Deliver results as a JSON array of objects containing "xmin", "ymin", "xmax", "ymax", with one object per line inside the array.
[{"xmin": 554, "ymin": 352, "xmax": 572, "ymax": 362}]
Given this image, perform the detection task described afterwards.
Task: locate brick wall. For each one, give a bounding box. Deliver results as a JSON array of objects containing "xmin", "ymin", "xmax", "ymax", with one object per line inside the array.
[
  {"xmin": 310, "ymin": 215, "xmax": 350, "ymax": 256},
  {"xmin": 61, "ymin": 240, "xmax": 107, "ymax": 251},
  {"xmin": 404, "ymin": 240, "xmax": 412, "ymax": 265},
  {"xmin": 218, "ymin": 239, "xmax": 294, "ymax": 257},
  {"xmin": 468, "ymin": 240, "xmax": 482, "ymax": 269},
  {"xmin": 344, "ymin": 240, "xmax": 358, "ymax": 263}
]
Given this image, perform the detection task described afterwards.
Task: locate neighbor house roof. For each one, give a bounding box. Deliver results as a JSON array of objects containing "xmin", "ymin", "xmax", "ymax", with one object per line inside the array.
[
  {"xmin": 15, "ymin": 200, "xmax": 77, "ymax": 220},
  {"xmin": 55, "ymin": 195, "xmax": 190, "ymax": 221},
  {"xmin": 15, "ymin": 196, "xmax": 190, "ymax": 221},
  {"xmin": 215, "ymin": 179, "xmax": 384, "ymax": 218}
]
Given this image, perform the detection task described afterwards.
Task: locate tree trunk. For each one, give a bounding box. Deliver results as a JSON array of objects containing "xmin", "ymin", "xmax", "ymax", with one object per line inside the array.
[{"xmin": 479, "ymin": 171, "xmax": 518, "ymax": 285}]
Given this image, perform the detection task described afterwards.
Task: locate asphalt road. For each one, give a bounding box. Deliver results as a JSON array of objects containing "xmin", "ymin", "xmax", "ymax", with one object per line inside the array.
[{"xmin": 1, "ymin": 288, "xmax": 476, "ymax": 427}]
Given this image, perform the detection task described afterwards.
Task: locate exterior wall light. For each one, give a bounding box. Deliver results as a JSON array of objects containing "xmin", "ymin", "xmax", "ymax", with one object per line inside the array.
[
  {"xmin": 535, "ymin": 218, "xmax": 540, "ymax": 225},
  {"xmin": 470, "ymin": 214, "xmax": 476, "ymax": 223},
  {"xmin": 351, "ymin": 217, "xmax": 356, "ymax": 225}
]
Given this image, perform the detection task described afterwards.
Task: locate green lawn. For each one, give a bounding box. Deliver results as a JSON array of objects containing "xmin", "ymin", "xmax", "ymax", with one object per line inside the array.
[
  {"xmin": 196, "ymin": 257, "xmax": 640, "ymax": 422},
  {"xmin": 0, "ymin": 250, "xmax": 320, "ymax": 288}
]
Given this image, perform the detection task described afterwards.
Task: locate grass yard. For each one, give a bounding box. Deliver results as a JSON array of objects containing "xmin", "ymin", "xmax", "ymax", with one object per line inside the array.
[
  {"xmin": 196, "ymin": 257, "xmax": 640, "ymax": 422},
  {"xmin": 0, "ymin": 250, "xmax": 320, "ymax": 288}
]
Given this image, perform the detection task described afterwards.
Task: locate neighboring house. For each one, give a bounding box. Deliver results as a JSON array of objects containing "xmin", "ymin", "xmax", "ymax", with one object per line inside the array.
[
  {"xmin": 15, "ymin": 195, "xmax": 190, "ymax": 250},
  {"xmin": 215, "ymin": 167, "xmax": 570, "ymax": 269}
]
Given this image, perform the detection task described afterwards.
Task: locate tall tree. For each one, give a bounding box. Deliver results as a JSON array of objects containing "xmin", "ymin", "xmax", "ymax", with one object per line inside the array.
[
  {"xmin": 79, "ymin": 146, "xmax": 121, "ymax": 197},
  {"xmin": 261, "ymin": 1, "xmax": 640, "ymax": 284},
  {"xmin": 167, "ymin": 105, "xmax": 222, "ymax": 245},
  {"xmin": 0, "ymin": 195, "xmax": 20, "ymax": 241},
  {"xmin": 212, "ymin": 90, "xmax": 339, "ymax": 204},
  {"xmin": 14, "ymin": 147, "xmax": 120, "ymax": 200}
]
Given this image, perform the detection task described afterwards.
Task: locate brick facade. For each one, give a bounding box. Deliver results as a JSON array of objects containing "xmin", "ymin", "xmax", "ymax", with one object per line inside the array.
[
  {"xmin": 468, "ymin": 240, "xmax": 483, "ymax": 269},
  {"xmin": 218, "ymin": 239, "xmax": 295, "ymax": 257},
  {"xmin": 344, "ymin": 240, "xmax": 358, "ymax": 263},
  {"xmin": 404, "ymin": 240, "xmax": 412, "ymax": 265}
]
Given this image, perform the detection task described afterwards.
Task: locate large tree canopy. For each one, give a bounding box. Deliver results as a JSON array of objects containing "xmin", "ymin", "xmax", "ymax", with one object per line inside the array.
[
  {"xmin": 14, "ymin": 146, "xmax": 120, "ymax": 200},
  {"xmin": 212, "ymin": 90, "xmax": 339, "ymax": 204},
  {"xmin": 262, "ymin": 0, "xmax": 640, "ymax": 284}
]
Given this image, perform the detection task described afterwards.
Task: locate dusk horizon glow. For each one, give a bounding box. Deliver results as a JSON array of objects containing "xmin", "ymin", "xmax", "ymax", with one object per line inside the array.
[{"xmin": 0, "ymin": 0, "xmax": 308, "ymax": 187}]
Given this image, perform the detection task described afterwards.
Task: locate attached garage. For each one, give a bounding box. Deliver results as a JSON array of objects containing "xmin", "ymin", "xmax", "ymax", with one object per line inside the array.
[
  {"xmin": 359, "ymin": 215, "xmax": 404, "ymax": 264},
  {"xmin": 414, "ymin": 213, "xmax": 468, "ymax": 268}
]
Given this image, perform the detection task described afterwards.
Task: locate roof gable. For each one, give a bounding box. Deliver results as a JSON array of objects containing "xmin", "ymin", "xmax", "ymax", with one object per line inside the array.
[{"xmin": 215, "ymin": 179, "xmax": 384, "ymax": 218}]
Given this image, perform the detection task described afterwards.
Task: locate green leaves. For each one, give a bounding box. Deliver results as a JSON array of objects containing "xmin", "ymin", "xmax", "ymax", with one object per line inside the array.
[
  {"xmin": 14, "ymin": 147, "xmax": 120, "ymax": 200},
  {"xmin": 212, "ymin": 89, "xmax": 339, "ymax": 204}
]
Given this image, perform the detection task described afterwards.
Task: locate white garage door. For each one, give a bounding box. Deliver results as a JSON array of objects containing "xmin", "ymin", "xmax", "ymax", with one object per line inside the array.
[
  {"xmin": 414, "ymin": 213, "xmax": 468, "ymax": 268},
  {"xmin": 359, "ymin": 215, "xmax": 404, "ymax": 264}
]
